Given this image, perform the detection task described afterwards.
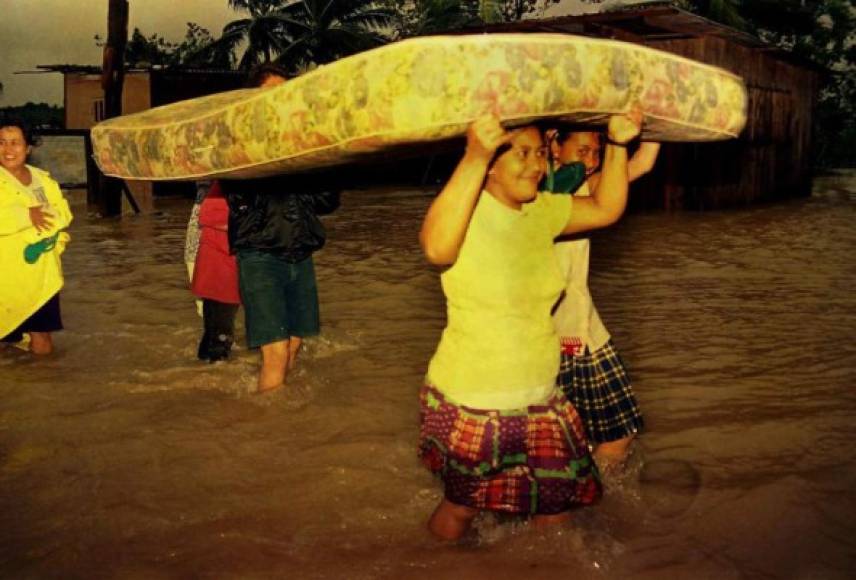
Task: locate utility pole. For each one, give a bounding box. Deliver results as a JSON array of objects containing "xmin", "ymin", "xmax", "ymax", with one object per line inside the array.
[{"xmin": 95, "ymin": 0, "xmax": 129, "ymax": 217}]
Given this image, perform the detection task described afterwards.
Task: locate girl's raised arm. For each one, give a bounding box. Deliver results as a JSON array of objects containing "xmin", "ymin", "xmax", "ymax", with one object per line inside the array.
[{"xmin": 563, "ymin": 109, "xmax": 643, "ymax": 235}]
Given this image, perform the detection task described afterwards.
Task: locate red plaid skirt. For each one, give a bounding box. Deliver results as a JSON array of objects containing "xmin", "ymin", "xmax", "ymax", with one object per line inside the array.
[{"xmin": 418, "ymin": 385, "xmax": 601, "ymax": 515}]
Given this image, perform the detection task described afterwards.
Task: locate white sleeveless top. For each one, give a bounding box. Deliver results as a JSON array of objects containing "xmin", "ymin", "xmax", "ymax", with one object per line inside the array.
[{"xmin": 552, "ymin": 182, "xmax": 610, "ymax": 356}]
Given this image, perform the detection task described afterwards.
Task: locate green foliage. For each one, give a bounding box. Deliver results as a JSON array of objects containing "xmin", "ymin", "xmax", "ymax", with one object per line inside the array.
[
  {"xmin": 0, "ymin": 103, "xmax": 64, "ymax": 130},
  {"xmin": 207, "ymin": 0, "xmax": 394, "ymax": 71},
  {"xmin": 386, "ymin": 0, "xmax": 562, "ymax": 37},
  {"xmin": 787, "ymin": 0, "xmax": 856, "ymax": 167},
  {"xmin": 91, "ymin": 1, "xmax": 565, "ymax": 74},
  {"xmin": 206, "ymin": 0, "xmax": 395, "ymax": 70},
  {"xmin": 682, "ymin": 0, "xmax": 855, "ymax": 167},
  {"xmin": 677, "ymin": 0, "xmax": 746, "ymax": 29},
  {"xmin": 386, "ymin": 0, "xmax": 480, "ymax": 38},
  {"xmin": 273, "ymin": 0, "xmax": 396, "ymax": 71},
  {"xmin": 97, "ymin": 23, "xmax": 231, "ymax": 68},
  {"xmin": 215, "ymin": 0, "xmax": 291, "ymax": 69},
  {"xmin": 174, "ymin": 23, "xmax": 235, "ymax": 68},
  {"xmin": 473, "ymin": 0, "xmax": 560, "ymax": 22},
  {"xmin": 124, "ymin": 28, "xmax": 175, "ymax": 66}
]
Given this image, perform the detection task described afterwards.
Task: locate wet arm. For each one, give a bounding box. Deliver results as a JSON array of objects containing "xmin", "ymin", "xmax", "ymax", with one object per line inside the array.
[
  {"xmin": 583, "ymin": 140, "xmax": 660, "ymax": 195},
  {"xmin": 419, "ymin": 117, "xmax": 507, "ymax": 265},
  {"xmin": 628, "ymin": 141, "xmax": 660, "ymax": 182}
]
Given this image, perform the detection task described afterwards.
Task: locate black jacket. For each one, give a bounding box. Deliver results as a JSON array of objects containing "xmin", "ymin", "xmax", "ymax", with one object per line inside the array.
[{"xmin": 221, "ymin": 174, "xmax": 340, "ymax": 262}]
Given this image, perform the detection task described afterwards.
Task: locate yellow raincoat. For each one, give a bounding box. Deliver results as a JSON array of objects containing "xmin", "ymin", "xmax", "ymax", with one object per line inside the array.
[{"xmin": 0, "ymin": 165, "xmax": 72, "ymax": 337}]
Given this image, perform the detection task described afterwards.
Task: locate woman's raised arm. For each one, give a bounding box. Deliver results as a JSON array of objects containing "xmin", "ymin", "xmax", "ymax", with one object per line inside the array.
[{"xmin": 419, "ymin": 116, "xmax": 510, "ymax": 265}]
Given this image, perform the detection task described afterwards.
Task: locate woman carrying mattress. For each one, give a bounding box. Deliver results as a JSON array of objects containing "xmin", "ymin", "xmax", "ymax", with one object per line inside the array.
[{"xmin": 417, "ymin": 109, "xmax": 643, "ymax": 540}]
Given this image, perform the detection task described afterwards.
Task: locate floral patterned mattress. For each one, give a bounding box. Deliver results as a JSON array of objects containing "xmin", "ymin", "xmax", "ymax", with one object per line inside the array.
[{"xmin": 91, "ymin": 33, "xmax": 747, "ymax": 181}]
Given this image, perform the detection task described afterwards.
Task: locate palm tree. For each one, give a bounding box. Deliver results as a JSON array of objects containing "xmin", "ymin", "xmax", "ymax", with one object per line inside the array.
[
  {"xmin": 273, "ymin": 0, "xmax": 395, "ymax": 71},
  {"xmin": 473, "ymin": 0, "xmax": 555, "ymax": 22},
  {"xmin": 390, "ymin": 0, "xmax": 561, "ymax": 37},
  {"xmin": 392, "ymin": 0, "xmax": 480, "ymax": 38},
  {"xmin": 215, "ymin": 0, "xmax": 292, "ymax": 69}
]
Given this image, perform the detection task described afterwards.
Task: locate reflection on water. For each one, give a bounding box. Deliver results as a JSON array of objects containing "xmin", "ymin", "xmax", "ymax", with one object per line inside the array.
[{"xmin": 1, "ymin": 174, "xmax": 855, "ymax": 578}]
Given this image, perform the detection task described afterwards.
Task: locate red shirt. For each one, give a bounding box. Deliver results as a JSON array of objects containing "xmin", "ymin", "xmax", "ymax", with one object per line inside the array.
[{"xmin": 190, "ymin": 181, "xmax": 240, "ymax": 304}]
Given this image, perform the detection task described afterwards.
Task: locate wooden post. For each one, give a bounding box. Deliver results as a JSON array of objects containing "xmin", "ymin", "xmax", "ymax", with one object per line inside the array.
[
  {"xmin": 83, "ymin": 132, "xmax": 99, "ymax": 206},
  {"xmin": 94, "ymin": 0, "xmax": 129, "ymax": 217}
]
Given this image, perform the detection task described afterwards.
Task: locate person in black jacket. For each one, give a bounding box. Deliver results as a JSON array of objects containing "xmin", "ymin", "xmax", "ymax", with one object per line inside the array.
[{"xmin": 221, "ymin": 65, "xmax": 341, "ymax": 393}]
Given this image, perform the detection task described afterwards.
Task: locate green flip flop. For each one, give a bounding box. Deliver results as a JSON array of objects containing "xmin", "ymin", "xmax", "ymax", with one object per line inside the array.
[{"xmin": 23, "ymin": 233, "xmax": 59, "ymax": 264}]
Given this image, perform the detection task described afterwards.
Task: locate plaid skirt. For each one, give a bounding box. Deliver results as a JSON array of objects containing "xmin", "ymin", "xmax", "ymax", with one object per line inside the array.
[
  {"xmin": 418, "ymin": 384, "xmax": 601, "ymax": 515},
  {"xmin": 556, "ymin": 339, "xmax": 644, "ymax": 444}
]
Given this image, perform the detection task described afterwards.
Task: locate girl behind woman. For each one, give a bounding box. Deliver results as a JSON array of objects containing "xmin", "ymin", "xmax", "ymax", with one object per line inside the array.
[{"xmin": 548, "ymin": 130, "xmax": 660, "ymax": 470}]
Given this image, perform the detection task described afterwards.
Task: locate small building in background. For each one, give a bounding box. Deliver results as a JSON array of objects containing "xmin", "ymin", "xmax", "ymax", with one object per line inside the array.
[
  {"xmin": 467, "ymin": 2, "xmax": 822, "ymax": 210},
  {"xmin": 31, "ymin": 66, "xmax": 244, "ymax": 211}
]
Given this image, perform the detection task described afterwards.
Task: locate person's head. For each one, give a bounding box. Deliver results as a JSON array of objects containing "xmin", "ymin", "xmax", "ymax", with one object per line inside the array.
[
  {"xmin": 0, "ymin": 118, "xmax": 38, "ymax": 174},
  {"xmin": 247, "ymin": 63, "xmax": 289, "ymax": 88},
  {"xmin": 551, "ymin": 129, "xmax": 601, "ymax": 177},
  {"xmin": 485, "ymin": 126, "xmax": 548, "ymax": 210}
]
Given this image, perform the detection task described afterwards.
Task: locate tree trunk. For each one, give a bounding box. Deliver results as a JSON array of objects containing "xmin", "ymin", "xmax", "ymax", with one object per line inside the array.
[{"xmin": 96, "ymin": 0, "xmax": 130, "ymax": 217}]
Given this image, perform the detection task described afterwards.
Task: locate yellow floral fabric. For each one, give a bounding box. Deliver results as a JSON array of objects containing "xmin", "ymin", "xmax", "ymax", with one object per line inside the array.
[{"xmin": 91, "ymin": 33, "xmax": 748, "ymax": 181}]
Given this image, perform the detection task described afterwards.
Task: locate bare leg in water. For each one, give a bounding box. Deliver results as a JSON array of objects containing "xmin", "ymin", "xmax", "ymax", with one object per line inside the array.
[
  {"xmin": 532, "ymin": 512, "xmax": 572, "ymax": 528},
  {"xmin": 258, "ymin": 336, "xmax": 304, "ymax": 392},
  {"xmin": 258, "ymin": 339, "xmax": 288, "ymax": 392},
  {"xmin": 428, "ymin": 499, "xmax": 572, "ymax": 540},
  {"xmin": 428, "ymin": 499, "xmax": 479, "ymax": 541},
  {"xmin": 594, "ymin": 434, "xmax": 635, "ymax": 474},
  {"xmin": 29, "ymin": 332, "xmax": 53, "ymax": 355},
  {"xmin": 286, "ymin": 336, "xmax": 302, "ymax": 372}
]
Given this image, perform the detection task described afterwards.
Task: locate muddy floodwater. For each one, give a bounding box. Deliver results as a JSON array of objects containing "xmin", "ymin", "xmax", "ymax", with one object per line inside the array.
[{"xmin": 1, "ymin": 173, "xmax": 855, "ymax": 579}]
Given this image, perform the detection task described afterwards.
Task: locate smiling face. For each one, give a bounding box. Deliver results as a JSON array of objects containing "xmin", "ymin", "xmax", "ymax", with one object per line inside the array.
[
  {"xmin": 555, "ymin": 131, "xmax": 601, "ymax": 176},
  {"xmin": 0, "ymin": 126, "xmax": 31, "ymax": 174},
  {"xmin": 485, "ymin": 126, "xmax": 547, "ymax": 210}
]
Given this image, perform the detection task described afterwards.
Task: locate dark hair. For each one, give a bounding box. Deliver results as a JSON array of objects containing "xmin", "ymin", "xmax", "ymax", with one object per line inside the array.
[
  {"xmin": 0, "ymin": 116, "xmax": 40, "ymax": 147},
  {"xmin": 551, "ymin": 126, "xmax": 603, "ymax": 147},
  {"xmin": 246, "ymin": 63, "xmax": 289, "ymax": 88},
  {"xmin": 491, "ymin": 124, "xmax": 546, "ymax": 163}
]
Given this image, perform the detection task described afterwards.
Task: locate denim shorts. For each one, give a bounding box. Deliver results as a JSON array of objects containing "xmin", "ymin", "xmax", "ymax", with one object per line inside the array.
[{"xmin": 237, "ymin": 250, "xmax": 320, "ymax": 348}]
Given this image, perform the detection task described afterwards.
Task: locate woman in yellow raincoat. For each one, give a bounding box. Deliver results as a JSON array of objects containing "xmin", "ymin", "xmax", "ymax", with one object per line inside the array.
[{"xmin": 0, "ymin": 119, "xmax": 72, "ymax": 355}]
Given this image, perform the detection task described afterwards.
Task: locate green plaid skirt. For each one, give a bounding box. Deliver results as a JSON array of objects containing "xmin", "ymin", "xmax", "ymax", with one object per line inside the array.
[
  {"xmin": 418, "ymin": 384, "xmax": 601, "ymax": 515},
  {"xmin": 556, "ymin": 339, "xmax": 644, "ymax": 443}
]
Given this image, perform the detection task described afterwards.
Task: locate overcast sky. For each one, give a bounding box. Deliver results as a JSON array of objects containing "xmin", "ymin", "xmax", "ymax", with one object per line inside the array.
[
  {"xmin": 0, "ymin": 0, "xmax": 627, "ymax": 107},
  {"xmin": 0, "ymin": 0, "xmax": 238, "ymax": 106}
]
